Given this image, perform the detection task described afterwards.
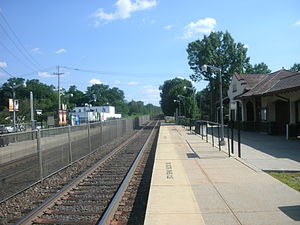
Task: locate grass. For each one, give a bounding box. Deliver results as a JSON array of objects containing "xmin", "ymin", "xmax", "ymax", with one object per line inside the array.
[{"xmin": 268, "ymin": 172, "xmax": 300, "ymax": 192}]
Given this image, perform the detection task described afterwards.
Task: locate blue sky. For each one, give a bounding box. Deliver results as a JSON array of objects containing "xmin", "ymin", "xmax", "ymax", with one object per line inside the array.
[{"xmin": 0, "ymin": 0, "xmax": 299, "ymax": 106}]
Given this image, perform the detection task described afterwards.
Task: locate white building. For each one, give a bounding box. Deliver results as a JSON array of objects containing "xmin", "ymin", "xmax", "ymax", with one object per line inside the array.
[{"xmin": 70, "ymin": 105, "xmax": 121, "ymax": 124}]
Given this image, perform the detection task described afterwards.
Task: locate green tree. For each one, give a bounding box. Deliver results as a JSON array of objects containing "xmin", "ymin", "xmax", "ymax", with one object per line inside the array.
[
  {"xmin": 86, "ymin": 84, "xmax": 129, "ymax": 115},
  {"xmin": 159, "ymin": 78, "xmax": 195, "ymax": 117},
  {"xmin": 0, "ymin": 78, "xmax": 58, "ymax": 123},
  {"xmin": 290, "ymin": 63, "xmax": 300, "ymax": 72},
  {"xmin": 187, "ymin": 31, "xmax": 250, "ymax": 120},
  {"xmin": 245, "ymin": 62, "xmax": 271, "ymax": 74},
  {"xmin": 195, "ymin": 88, "xmax": 211, "ymax": 119},
  {"xmin": 65, "ymin": 85, "xmax": 88, "ymax": 108}
]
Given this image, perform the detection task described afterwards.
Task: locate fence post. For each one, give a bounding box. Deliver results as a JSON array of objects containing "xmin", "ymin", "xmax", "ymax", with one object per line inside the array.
[
  {"xmin": 68, "ymin": 126, "xmax": 72, "ymax": 163},
  {"xmin": 227, "ymin": 125, "xmax": 230, "ymax": 157},
  {"xmin": 88, "ymin": 123, "xmax": 91, "ymax": 152},
  {"xmin": 115, "ymin": 120, "xmax": 118, "ymax": 139},
  {"xmin": 36, "ymin": 129, "xmax": 43, "ymax": 181},
  {"xmin": 237, "ymin": 101, "xmax": 241, "ymax": 158},
  {"xmin": 201, "ymin": 123, "xmax": 204, "ymax": 139},
  {"xmin": 206, "ymin": 122, "xmax": 208, "ymax": 143},
  {"xmin": 100, "ymin": 122, "xmax": 103, "ymax": 147},
  {"xmin": 211, "ymin": 124, "xmax": 214, "ymax": 147},
  {"xmin": 231, "ymin": 119, "xmax": 234, "ymax": 154},
  {"xmin": 217, "ymin": 123, "xmax": 221, "ymax": 151}
]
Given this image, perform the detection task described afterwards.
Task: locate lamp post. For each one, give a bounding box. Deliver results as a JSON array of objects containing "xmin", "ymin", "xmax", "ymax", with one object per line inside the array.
[
  {"xmin": 174, "ymin": 100, "xmax": 181, "ymax": 116},
  {"xmin": 11, "ymin": 82, "xmax": 26, "ymax": 132},
  {"xmin": 201, "ymin": 64, "xmax": 225, "ymax": 146},
  {"xmin": 174, "ymin": 99, "xmax": 181, "ymax": 124}
]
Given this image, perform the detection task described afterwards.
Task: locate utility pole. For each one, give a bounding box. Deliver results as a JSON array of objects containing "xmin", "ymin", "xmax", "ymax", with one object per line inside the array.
[
  {"xmin": 53, "ymin": 66, "xmax": 64, "ymax": 124},
  {"xmin": 30, "ymin": 91, "xmax": 35, "ymax": 130},
  {"xmin": 12, "ymin": 85, "xmax": 16, "ymax": 132}
]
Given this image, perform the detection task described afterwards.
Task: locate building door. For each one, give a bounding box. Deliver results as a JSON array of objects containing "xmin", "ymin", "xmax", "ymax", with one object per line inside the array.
[
  {"xmin": 275, "ymin": 100, "xmax": 289, "ymax": 135},
  {"xmin": 246, "ymin": 101, "xmax": 254, "ymax": 121}
]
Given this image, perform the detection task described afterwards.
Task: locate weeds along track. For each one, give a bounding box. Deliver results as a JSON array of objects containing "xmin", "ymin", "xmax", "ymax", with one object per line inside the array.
[{"xmin": 13, "ymin": 121, "xmax": 158, "ymax": 225}]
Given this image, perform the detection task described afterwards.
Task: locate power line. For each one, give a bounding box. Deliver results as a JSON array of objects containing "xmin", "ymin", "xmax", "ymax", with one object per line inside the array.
[
  {"xmin": 61, "ymin": 65, "xmax": 197, "ymax": 79},
  {"xmin": 18, "ymin": 66, "xmax": 56, "ymax": 77},
  {"xmin": 0, "ymin": 40, "xmax": 37, "ymax": 73},
  {"xmin": 0, "ymin": 10, "xmax": 44, "ymax": 71},
  {"xmin": 0, "ymin": 22, "xmax": 41, "ymax": 71},
  {"xmin": 0, "ymin": 66, "xmax": 14, "ymax": 78}
]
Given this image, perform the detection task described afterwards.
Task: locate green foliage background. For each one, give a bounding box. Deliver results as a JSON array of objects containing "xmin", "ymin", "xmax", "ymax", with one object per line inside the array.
[{"xmin": 0, "ymin": 78, "xmax": 161, "ymax": 124}]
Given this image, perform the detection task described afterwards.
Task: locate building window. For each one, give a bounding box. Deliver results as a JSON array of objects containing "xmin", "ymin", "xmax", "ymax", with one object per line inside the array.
[
  {"xmin": 232, "ymin": 83, "xmax": 237, "ymax": 93},
  {"xmin": 261, "ymin": 108, "xmax": 267, "ymax": 121},
  {"xmin": 102, "ymin": 108, "xmax": 106, "ymax": 112},
  {"xmin": 78, "ymin": 109, "xmax": 81, "ymax": 113},
  {"xmin": 230, "ymin": 109, "xmax": 236, "ymax": 121}
]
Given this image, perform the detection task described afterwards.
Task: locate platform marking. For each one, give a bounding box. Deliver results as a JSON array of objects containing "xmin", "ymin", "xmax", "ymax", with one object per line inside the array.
[{"xmin": 165, "ymin": 162, "xmax": 174, "ymax": 179}]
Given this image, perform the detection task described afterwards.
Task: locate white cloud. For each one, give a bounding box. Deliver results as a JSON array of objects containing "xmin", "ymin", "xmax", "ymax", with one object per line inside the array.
[
  {"xmin": 127, "ymin": 81, "xmax": 139, "ymax": 85},
  {"xmin": 55, "ymin": 48, "xmax": 66, "ymax": 54},
  {"xmin": 142, "ymin": 85, "xmax": 160, "ymax": 95},
  {"xmin": 292, "ymin": 20, "xmax": 300, "ymax": 26},
  {"xmin": 0, "ymin": 72, "xmax": 5, "ymax": 77},
  {"xmin": 31, "ymin": 48, "xmax": 41, "ymax": 54},
  {"xmin": 164, "ymin": 24, "xmax": 172, "ymax": 30},
  {"xmin": 0, "ymin": 61, "xmax": 7, "ymax": 68},
  {"xmin": 89, "ymin": 78, "xmax": 103, "ymax": 85},
  {"xmin": 244, "ymin": 44, "xmax": 249, "ymax": 49},
  {"xmin": 176, "ymin": 76, "xmax": 184, "ymax": 79},
  {"xmin": 92, "ymin": 0, "xmax": 157, "ymax": 25},
  {"xmin": 115, "ymin": 80, "xmax": 121, "ymax": 84},
  {"xmin": 38, "ymin": 72, "xmax": 55, "ymax": 78},
  {"xmin": 182, "ymin": 17, "xmax": 216, "ymax": 39}
]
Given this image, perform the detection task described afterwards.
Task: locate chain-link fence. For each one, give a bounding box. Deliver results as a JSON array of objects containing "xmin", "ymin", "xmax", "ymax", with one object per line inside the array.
[{"xmin": 0, "ymin": 115, "xmax": 150, "ymax": 202}]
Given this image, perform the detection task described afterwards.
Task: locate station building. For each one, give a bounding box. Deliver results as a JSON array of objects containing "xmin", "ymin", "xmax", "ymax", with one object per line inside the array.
[{"xmin": 227, "ymin": 69, "xmax": 300, "ymax": 138}]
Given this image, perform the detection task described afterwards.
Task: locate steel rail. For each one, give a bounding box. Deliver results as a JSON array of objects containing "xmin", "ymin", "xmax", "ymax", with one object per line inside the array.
[
  {"xmin": 97, "ymin": 121, "xmax": 158, "ymax": 225},
  {"xmin": 15, "ymin": 122, "xmax": 151, "ymax": 225}
]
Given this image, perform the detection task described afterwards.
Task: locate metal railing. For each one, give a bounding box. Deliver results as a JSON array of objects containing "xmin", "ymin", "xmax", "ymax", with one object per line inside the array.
[{"xmin": 184, "ymin": 119, "xmax": 242, "ymax": 158}]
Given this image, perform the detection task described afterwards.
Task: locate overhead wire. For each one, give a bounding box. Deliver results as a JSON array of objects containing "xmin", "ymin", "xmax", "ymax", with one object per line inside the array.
[
  {"xmin": 0, "ymin": 66, "xmax": 14, "ymax": 78},
  {"xmin": 61, "ymin": 65, "xmax": 198, "ymax": 80},
  {"xmin": 0, "ymin": 40, "xmax": 37, "ymax": 72},
  {"xmin": 0, "ymin": 10, "xmax": 44, "ymax": 71}
]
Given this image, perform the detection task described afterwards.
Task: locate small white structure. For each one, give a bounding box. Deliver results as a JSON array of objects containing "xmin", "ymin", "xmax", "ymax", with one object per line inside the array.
[{"xmin": 70, "ymin": 105, "xmax": 121, "ymax": 124}]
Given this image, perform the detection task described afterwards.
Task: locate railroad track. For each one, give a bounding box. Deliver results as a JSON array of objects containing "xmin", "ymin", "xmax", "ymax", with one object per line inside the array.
[
  {"xmin": 16, "ymin": 121, "xmax": 158, "ymax": 225},
  {"xmin": 0, "ymin": 126, "xmax": 135, "ymax": 203}
]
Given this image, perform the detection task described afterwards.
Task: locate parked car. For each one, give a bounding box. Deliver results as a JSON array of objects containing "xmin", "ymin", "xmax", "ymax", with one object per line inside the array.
[
  {"xmin": 0, "ymin": 125, "xmax": 8, "ymax": 134},
  {"xmin": 5, "ymin": 125, "xmax": 14, "ymax": 133}
]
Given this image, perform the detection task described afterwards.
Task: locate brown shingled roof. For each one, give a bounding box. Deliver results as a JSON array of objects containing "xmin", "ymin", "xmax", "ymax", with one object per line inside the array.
[
  {"xmin": 267, "ymin": 72, "xmax": 300, "ymax": 94},
  {"xmin": 238, "ymin": 69, "xmax": 300, "ymax": 98},
  {"xmin": 235, "ymin": 73, "xmax": 268, "ymax": 90}
]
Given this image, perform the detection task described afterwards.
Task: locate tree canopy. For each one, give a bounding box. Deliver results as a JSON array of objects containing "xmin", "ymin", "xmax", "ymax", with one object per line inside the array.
[
  {"xmin": 0, "ymin": 78, "xmax": 161, "ymax": 125},
  {"xmin": 290, "ymin": 63, "xmax": 300, "ymax": 72},
  {"xmin": 186, "ymin": 31, "xmax": 274, "ymax": 120},
  {"xmin": 159, "ymin": 78, "xmax": 196, "ymax": 117},
  {"xmin": 245, "ymin": 62, "xmax": 271, "ymax": 74}
]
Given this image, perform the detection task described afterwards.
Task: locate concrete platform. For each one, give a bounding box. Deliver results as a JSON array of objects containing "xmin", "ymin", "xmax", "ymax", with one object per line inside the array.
[{"xmin": 144, "ymin": 124, "xmax": 300, "ymax": 225}]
